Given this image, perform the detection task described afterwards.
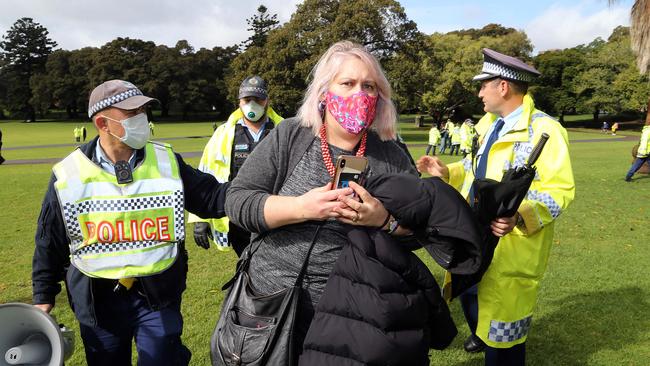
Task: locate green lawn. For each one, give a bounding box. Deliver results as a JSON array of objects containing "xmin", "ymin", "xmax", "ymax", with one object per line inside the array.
[{"xmin": 0, "ymin": 119, "xmax": 649, "ymax": 365}]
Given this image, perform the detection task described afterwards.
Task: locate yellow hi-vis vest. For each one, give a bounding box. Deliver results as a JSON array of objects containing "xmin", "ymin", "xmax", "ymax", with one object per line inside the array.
[
  {"xmin": 443, "ymin": 94, "xmax": 575, "ymax": 349},
  {"xmin": 428, "ymin": 127, "xmax": 440, "ymax": 145},
  {"xmin": 53, "ymin": 142, "xmax": 185, "ymax": 279},
  {"xmin": 460, "ymin": 123, "xmax": 475, "ymax": 152},
  {"xmin": 187, "ymin": 107, "xmax": 283, "ymax": 249},
  {"xmin": 637, "ymin": 125, "xmax": 650, "ymax": 157}
]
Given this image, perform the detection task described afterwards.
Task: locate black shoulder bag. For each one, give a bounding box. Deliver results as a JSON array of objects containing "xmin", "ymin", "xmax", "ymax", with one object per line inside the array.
[{"xmin": 211, "ymin": 226, "xmax": 322, "ymax": 366}]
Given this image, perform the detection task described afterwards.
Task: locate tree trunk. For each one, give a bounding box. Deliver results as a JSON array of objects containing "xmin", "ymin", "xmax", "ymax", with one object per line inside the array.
[
  {"xmin": 161, "ymin": 103, "xmax": 169, "ymax": 118},
  {"xmin": 592, "ymin": 108, "xmax": 599, "ymax": 126}
]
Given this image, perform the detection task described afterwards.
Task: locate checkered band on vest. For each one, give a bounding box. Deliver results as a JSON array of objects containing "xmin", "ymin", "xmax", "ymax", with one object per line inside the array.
[
  {"xmin": 482, "ymin": 61, "xmax": 534, "ymax": 83},
  {"xmin": 488, "ymin": 315, "xmax": 532, "ymax": 343},
  {"xmin": 75, "ymin": 240, "xmax": 161, "ymax": 256},
  {"xmin": 61, "ymin": 190, "xmax": 185, "ymax": 250},
  {"xmin": 88, "ymin": 88, "xmax": 144, "ymax": 117}
]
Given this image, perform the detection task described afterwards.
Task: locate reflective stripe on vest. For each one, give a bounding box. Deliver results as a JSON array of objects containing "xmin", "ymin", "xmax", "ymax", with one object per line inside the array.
[{"xmin": 53, "ymin": 142, "xmax": 185, "ymax": 279}]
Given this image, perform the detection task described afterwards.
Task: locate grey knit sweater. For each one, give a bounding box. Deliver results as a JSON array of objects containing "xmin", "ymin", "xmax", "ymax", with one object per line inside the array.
[{"xmin": 224, "ymin": 117, "xmax": 417, "ymax": 347}]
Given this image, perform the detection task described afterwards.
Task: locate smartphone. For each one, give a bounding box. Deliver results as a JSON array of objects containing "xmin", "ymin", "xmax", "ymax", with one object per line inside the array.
[{"xmin": 332, "ymin": 155, "xmax": 369, "ymax": 190}]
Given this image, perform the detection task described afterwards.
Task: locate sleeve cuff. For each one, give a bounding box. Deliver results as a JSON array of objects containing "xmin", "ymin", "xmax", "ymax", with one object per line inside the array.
[
  {"xmin": 187, "ymin": 213, "xmax": 207, "ymax": 224},
  {"xmin": 33, "ymin": 293, "xmax": 56, "ymax": 307},
  {"xmin": 516, "ymin": 201, "xmax": 542, "ymax": 235}
]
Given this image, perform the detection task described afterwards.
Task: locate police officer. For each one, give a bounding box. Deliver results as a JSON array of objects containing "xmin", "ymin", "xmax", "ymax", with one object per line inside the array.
[
  {"xmin": 625, "ymin": 119, "xmax": 650, "ymax": 181},
  {"xmin": 417, "ymin": 49, "xmax": 575, "ymax": 366},
  {"xmin": 188, "ymin": 75, "xmax": 283, "ymax": 256},
  {"xmin": 425, "ymin": 124, "xmax": 440, "ymax": 156},
  {"xmin": 32, "ymin": 80, "xmax": 230, "ymax": 366},
  {"xmin": 82, "ymin": 125, "xmax": 88, "ymax": 142}
]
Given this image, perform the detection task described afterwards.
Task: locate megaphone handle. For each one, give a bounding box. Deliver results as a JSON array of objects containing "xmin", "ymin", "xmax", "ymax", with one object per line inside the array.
[{"xmin": 527, "ymin": 132, "xmax": 550, "ymax": 168}]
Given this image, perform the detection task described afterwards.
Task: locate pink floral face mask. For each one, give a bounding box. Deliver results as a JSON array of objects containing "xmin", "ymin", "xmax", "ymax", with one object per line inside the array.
[{"xmin": 325, "ymin": 90, "xmax": 378, "ymax": 135}]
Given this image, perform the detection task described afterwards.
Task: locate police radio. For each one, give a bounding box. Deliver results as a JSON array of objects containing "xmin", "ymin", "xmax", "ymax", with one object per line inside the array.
[{"xmin": 115, "ymin": 160, "xmax": 133, "ymax": 184}]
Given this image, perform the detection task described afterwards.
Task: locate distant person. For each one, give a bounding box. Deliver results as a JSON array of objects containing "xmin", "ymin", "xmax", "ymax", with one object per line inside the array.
[
  {"xmin": 450, "ymin": 124, "xmax": 461, "ymax": 155},
  {"xmin": 212, "ymin": 121, "xmax": 218, "ymax": 131},
  {"xmin": 32, "ymin": 79, "xmax": 230, "ymax": 366},
  {"xmin": 624, "ymin": 119, "xmax": 650, "ymax": 182},
  {"xmin": 0, "ymin": 128, "xmax": 4, "ymax": 165},
  {"xmin": 426, "ymin": 124, "xmax": 441, "ymax": 155},
  {"xmin": 417, "ymin": 48, "xmax": 575, "ymax": 366},
  {"xmin": 187, "ymin": 75, "xmax": 283, "ymax": 255},
  {"xmin": 82, "ymin": 125, "xmax": 87, "ymax": 142},
  {"xmin": 73, "ymin": 126, "xmax": 81, "ymax": 143},
  {"xmin": 460, "ymin": 118, "xmax": 476, "ymax": 156},
  {"xmin": 440, "ymin": 119, "xmax": 454, "ymax": 154},
  {"xmin": 149, "ymin": 121, "xmax": 155, "ymax": 136},
  {"xmin": 602, "ymin": 121, "xmax": 609, "ymax": 133},
  {"xmin": 612, "ymin": 122, "xmax": 619, "ymax": 135}
]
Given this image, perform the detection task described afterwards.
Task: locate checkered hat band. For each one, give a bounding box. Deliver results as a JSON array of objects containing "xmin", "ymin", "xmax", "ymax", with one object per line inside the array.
[
  {"xmin": 240, "ymin": 86, "xmax": 267, "ymax": 95},
  {"xmin": 88, "ymin": 88, "xmax": 144, "ymax": 117},
  {"xmin": 482, "ymin": 61, "xmax": 534, "ymax": 83},
  {"xmin": 488, "ymin": 316, "xmax": 532, "ymax": 343}
]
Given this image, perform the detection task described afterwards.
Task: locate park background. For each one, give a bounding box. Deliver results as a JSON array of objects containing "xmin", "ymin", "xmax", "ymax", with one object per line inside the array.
[{"xmin": 1, "ymin": 0, "xmax": 650, "ymax": 365}]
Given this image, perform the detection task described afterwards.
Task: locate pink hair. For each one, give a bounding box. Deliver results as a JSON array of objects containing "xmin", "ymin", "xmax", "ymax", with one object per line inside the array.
[{"xmin": 296, "ymin": 40, "xmax": 397, "ymax": 141}]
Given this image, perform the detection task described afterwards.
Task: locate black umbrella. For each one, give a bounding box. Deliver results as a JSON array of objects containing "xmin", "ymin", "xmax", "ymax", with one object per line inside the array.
[{"xmin": 448, "ymin": 133, "xmax": 550, "ymax": 299}]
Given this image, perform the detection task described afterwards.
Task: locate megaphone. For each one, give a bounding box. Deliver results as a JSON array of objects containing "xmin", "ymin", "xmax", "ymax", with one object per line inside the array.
[{"xmin": 0, "ymin": 303, "xmax": 74, "ymax": 366}]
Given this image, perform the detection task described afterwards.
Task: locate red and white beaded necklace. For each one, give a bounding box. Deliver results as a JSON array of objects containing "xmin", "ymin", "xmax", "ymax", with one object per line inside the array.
[{"xmin": 319, "ymin": 123, "xmax": 367, "ymax": 177}]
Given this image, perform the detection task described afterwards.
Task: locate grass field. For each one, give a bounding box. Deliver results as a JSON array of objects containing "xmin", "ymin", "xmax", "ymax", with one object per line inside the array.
[{"xmin": 0, "ymin": 116, "xmax": 649, "ymax": 365}]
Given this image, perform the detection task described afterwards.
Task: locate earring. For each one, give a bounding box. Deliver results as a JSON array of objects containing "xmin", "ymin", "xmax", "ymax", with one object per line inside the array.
[{"xmin": 318, "ymin": 100, "xmax": 326, "ymax": 112}]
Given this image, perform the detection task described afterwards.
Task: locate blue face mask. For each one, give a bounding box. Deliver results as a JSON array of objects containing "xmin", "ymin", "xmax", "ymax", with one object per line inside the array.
[{"xmin": 103, "ymin": 113, "xmax": 150, "ymax": 149}]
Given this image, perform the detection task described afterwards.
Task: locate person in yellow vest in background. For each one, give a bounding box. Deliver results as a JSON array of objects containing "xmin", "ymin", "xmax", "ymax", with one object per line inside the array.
[
  {"xmin": 417, "ymin": 49, "xmax": 575, "ymax": 366},
  {"xmin": 149, "ymin": 120, "xmax": 155, "ymax": 136},
  {"xmin": 188, "ymin": 75, "xmax": 283, "ymax": 256},
  {"xmin": 73, "ymin": 125, "xmax": 81, "ymax": 143},
  {"xmin": 460, "ymin": 118, "xmax": 476, "ymax": 157},
  {"xmin": 32, "ymin": 80, "xmax": 230, "ymax": 366},
  {"xmin": 625, "ymin": 119, "xmax": 650, "ymax": 181},
  {"xmin": 611, "ymin": 122, "xmax": 619, "ymax": 135},
  {"xmin": 425, "ymin": 123, "xmax": 441, "ymax": 155},
  {"xmin": 450, "ymin": 123, "xmax": 462, "ymax": 155}
]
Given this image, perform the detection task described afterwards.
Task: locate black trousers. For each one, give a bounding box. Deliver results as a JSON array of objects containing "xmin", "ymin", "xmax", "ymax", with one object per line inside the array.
[{"xmin": 460, "ymin": 285, "xmax": 526, "ymax": 366}]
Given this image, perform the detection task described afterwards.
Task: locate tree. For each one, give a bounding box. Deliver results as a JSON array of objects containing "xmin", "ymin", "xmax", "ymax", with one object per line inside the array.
[
  {"xmin": 227, "ymin": 0, "xmax": 419, "ymax": 116},
  {"xmin": 241, "ymin": 5, "xmax": 280, "ymax": 50},
  {"xmin": 0, "ymin": 17, "xmax": 57, "ymax": 121},
  {"xmin": 415, "ymin": 27, "xmax": 533, "ymax": 124}
]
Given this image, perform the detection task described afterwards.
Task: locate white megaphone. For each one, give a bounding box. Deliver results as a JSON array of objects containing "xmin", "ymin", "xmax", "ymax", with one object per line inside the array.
[{"xmin": 0, "ymin": 303, "xmax": 74, "ymax": 366}]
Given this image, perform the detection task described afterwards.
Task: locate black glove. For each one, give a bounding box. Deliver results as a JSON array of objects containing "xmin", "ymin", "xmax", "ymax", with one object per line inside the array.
[{"xmin": 193, "ymin": 222, "xmax": 213, "ymax": 249}]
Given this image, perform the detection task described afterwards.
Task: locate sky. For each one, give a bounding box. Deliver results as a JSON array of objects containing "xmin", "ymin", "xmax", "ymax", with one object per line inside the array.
[{"xmin": 0, "ymin": 0, "xmax": 633, "ymax": 54}]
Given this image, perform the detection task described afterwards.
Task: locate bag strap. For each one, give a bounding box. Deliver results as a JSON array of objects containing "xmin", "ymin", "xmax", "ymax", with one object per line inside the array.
[{"xmin": 294, "ymin": 224, "xmax": 323, "ymax": 288}]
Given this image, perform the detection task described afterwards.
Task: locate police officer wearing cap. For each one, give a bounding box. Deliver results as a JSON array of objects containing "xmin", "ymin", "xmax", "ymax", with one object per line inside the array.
[
  {"xmin": 417, "ymin": 49, "xmax": 575, "ymax": 366},
  {"xmin": 32, "ymin": 79, "xmax": 230, "ymax": 366},
  {"xmin": 188, "ymin": 75, "xmax": 283, "ymax": 255}
]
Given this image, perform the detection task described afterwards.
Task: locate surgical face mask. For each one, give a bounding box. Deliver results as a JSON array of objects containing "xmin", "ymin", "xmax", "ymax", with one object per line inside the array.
[
  {"xmin": 241, "ymin": 101, "xmax": 266, "ymax": 122},
  {"xmin": 102, "ymin": 113, "xmax": 150, "ymax": 149},
  {"xmin": 325, "ymin": 90, "xmax": 378, "ymax": 135}
]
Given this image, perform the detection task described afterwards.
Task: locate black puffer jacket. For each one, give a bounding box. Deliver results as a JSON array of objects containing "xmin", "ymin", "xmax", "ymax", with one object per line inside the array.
[{"xmin": 299, "ymin": 174, "xmax": 483, "ymax": 366}]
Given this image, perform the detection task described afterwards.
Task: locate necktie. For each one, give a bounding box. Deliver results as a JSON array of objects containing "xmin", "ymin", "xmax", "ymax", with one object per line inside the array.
[
  {"xmin": 475, "ymin": 119, "xmax": 505, "ymax": 179},
  {"xmin": 469, "ymin": 118, "xmax": 504, "ymax": 206}
]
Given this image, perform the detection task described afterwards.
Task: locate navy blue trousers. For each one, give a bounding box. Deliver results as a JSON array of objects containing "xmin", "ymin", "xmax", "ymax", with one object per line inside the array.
[
  {"xmin": 460, "ymin": 285, "xmax": 526, "ymax": 366},
  {"xmin": 79, "ymin": 286, "xmax": 190, "ymax": 366},
  {"xmin": 625, "ymin": 156, "xmax": 649, "ymax": 180}
]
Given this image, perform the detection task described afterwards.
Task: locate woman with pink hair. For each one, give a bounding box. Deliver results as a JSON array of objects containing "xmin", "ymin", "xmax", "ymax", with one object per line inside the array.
[{"xmin": 224, "ymin": 40, "xmax": 417, "ymax": 359}]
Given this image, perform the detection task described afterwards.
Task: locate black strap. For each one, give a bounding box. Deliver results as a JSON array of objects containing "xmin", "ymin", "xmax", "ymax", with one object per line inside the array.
[{"xmin": 294, "ymin": 225, "xmax": 323, "ymax": 287}]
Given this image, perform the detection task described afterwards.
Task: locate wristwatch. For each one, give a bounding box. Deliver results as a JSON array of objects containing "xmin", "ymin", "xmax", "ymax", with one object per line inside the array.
[{"xmin": 383, "ymin": 216, "xmax": 399, "ymax": 235}]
